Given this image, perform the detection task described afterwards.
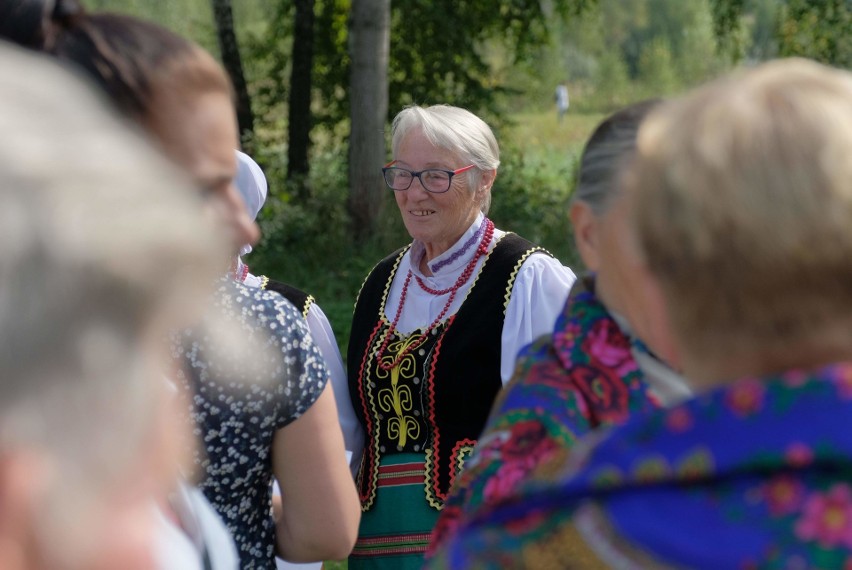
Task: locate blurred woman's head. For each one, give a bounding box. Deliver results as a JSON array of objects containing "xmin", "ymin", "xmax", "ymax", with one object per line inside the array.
[
  {"xmin": 388, "ymin": 105, "xmax": 499, "ymax": 257},
  {"xmin": 569, "ymin": 100, "xmax": 660, "ymax": 318},
  {"xmin": 0, "ymin": 0, "xmax": 258, "ymax": 253},
  {"xmin": 0, "ymin": 43, "xmax": 224, "ymax": 570},
  {"xmin": 623, "ymin": 58, "xmax": 852, "ymax": 385}
]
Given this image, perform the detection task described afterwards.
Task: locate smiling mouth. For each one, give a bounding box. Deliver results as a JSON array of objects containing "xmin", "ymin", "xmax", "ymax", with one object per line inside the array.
[{"xmin": 410, "ymin": 210, "xmax": 435, "ymax": 217}]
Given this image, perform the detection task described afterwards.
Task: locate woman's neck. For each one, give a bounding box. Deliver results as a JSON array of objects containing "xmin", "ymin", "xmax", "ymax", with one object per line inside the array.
[
  {"xmin": 418, "ymin": 215, "xmax": 485, "ymax": 273},
  {"xmin": 684, "ymin": 333, "xmax": 852, "ymax": 392}
]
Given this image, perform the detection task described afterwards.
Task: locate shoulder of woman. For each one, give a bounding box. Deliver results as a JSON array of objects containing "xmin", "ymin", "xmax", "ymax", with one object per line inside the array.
[
  {"xmin": 516, "ymin": 251, "xmax": 576, "ymax": 281},
  {"xmin": 220, "ymin": 278, "xmax": 309, "ymax": 334}
]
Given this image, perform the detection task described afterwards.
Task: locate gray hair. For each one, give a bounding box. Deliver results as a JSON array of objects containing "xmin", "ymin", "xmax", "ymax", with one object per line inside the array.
[
  {"xmin": 391, "ymin": 104, "xmax": 500, "ymax": 213},
  {"xmin": 572, "ymin": 99, "xmax": 661, "ymax": 216},
  {"xmin": 629, "ymin": 58, "xmax": 852, "ymax": 363},
  {"xmin": 0, "ymin": 44, "xmax": 223, "ymax": 564}
]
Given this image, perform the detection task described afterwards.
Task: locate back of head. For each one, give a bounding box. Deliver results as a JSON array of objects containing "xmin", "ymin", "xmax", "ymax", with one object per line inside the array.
[
  {"xmin": 573, "ymin": 99, "xmax": 661, "ymax": 216},
  {"xmin": 0, "ymin": 43, "xmax": 224, "ymax": 565},
  {"xmin": 627, "ymin": 58, "xmax": 852, "ymax": 362},
  {"xmin": 0, "ymin": 0, "xmax": 231, "ymax": 130}
]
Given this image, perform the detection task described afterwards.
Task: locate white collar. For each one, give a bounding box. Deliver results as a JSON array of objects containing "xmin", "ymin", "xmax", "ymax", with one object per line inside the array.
[{"xmin": 409, "ymin": 213, "xmax": 486, "ymax": 277}]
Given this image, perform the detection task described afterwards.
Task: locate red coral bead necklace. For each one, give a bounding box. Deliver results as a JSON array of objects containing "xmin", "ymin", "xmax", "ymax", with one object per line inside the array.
[{"xmin": 376, "ymin": 218, "xmax": 495, "ymax": 371}]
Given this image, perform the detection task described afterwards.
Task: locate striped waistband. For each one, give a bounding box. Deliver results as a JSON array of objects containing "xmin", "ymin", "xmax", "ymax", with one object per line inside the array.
[
  {"xmin": 351, "ymin": 532, "xmax": 432, "ymax": 558},
  {"xmin": 377, "ymin": 460, "xmax": 426, "ymax": 487}
]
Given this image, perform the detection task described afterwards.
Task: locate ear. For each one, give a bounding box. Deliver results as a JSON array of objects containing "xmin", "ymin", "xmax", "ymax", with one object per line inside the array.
[
  {"xmin": 570, "ymin": 201, "xmax": 601, "ymax": 271},
  {"xmin": 478, "ymin": 169, "xmax": 496, "ymax": 197}
]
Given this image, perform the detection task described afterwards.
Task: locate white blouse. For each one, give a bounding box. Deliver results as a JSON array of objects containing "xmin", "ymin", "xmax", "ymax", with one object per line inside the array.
[{"xmin": 385, "ymin": 213, "xmax": 576, "ymax": 384}]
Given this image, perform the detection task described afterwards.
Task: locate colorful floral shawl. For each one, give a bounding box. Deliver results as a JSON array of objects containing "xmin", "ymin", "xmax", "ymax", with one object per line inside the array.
[
  {"xmin": 426, "ymin": 362, "xmax": 852, "ymax": 570},
  {"xmin": 427, "ymin": 281, "xmax": 662, "ymax": 557}
]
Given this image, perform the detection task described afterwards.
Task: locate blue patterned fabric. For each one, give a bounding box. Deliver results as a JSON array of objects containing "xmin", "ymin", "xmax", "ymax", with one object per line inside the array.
[
  {"xmin": 428, "ymin": 284, "xmax": 661, "ymax": 557},
  {"xmin": 427, "ymin": 362, "xmax": 852, "ymax": 569}
]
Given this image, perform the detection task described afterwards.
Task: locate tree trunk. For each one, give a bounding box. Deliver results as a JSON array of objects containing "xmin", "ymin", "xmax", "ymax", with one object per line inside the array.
[
  {"xmin": 210, "ymin": 0, "xmax": 255, "ymax": 148},
  {"xmin": 347, "ymin": 0, "xmax": 390, "ymax": 242},
  {"xmin": 287, "ymin": 0, "xmax": 315, "ymax": 191}
]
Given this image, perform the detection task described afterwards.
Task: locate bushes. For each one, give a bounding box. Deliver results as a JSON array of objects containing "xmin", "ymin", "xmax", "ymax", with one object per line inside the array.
[{"xmin": 489, "ymin": 143, "xmax": 583, "ymax": 270}]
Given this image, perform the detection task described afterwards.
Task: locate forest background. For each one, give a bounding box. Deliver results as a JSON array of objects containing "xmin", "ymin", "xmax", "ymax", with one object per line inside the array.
[{"xmin": 93, "ymin": 0, "xmax": 850, "ymax": 357}]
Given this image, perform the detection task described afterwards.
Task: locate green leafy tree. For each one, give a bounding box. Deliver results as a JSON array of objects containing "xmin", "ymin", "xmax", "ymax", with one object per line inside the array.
[
  {"xmin": 638, "ymin": 37, "xmax": 678, "ymax": 96},
  {"xmin": 713, "ymin": 0, "xmax": 851, "ymax": 66},
  {"xmin": 778, "ymin": 0, "xmax": 851, "ymax": 67},
  {"xmin": 287, "ymin": 0, "xmax": 315, "ymax": 188},
  {"xmin": 210, "ymin": 0, "xmax": 255, "ymax": 147}
]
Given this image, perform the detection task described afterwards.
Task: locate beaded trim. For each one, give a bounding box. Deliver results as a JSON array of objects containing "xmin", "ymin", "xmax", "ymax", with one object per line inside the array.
[
  {"xmin": 501, "ymin": 244, "xmax": 551, "ymax": 315},
  {"xmin": 429, "ymin": 217, "xmax": 488, "ymax": 273}
]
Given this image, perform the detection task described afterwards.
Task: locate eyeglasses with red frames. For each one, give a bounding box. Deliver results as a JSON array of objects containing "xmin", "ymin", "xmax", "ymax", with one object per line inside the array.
[{"xmin": 381, "ymin": 161, "xmax": 476, "ymax": 194}]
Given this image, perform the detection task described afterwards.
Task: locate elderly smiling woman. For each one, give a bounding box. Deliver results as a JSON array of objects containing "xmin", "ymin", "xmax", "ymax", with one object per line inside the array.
[{"xmin": 345, "ymin": 104, "xmax": 576, "ymax": 569}]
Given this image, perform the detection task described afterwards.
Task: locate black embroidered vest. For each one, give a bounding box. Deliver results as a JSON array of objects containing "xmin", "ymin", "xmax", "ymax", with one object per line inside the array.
[
  {"xmin": 347, "ymin": 233, "xmax": 549, "ymax": 510},
  {"xmin": 263, "ymin": 279, "xmax": 314, "ymax": 318}
]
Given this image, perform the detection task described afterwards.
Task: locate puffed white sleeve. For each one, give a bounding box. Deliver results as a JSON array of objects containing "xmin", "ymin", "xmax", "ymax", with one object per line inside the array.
[
  {"xmin": 304, "ymin": 302, "xmax": 365, "ymax": 476},
  {"xmin": 500, "ymin": 254, "xmax": 576, "ymax": 384}
]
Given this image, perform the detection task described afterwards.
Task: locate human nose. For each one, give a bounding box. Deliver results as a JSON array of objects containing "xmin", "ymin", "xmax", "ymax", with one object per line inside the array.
[
  {"xmin": 408, "ymin": 173, "xmax": 431, "ymax": 197},
  {"xmin": 233, "ymin": 190, "xmax": 261, "ymax": 248},
  {"xmin": 221, "ymin": 183, "xmax": 260, "ymax": 251}
]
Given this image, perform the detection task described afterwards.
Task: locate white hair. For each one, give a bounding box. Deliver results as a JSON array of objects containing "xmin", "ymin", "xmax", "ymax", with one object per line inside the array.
[{"xmin": 391, "ymin": 104, "xmax": 500, "ymax": 213}]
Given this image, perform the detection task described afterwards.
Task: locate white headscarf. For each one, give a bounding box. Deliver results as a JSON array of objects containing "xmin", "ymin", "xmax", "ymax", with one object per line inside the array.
[{"xmin": 234, "ymin": 150, "xmax": 268, "ymax": 256}]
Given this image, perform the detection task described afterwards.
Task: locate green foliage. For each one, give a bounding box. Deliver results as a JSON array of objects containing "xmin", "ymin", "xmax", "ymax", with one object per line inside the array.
[
  {"xmin": 489, "ymin": 147, "xmax": 582, "ymax": 269},
  {"xmin": 637, "ymin": 37, "xmax": 679, "ymax": 97},
  {"xmin": 712, "ymin": 0, "xmax": 852, "ymax": 66},
  {"xmin": 89, "ymin": 0, "xmax": 219, "ymax": 53},
  {"xmin": 518, "ymin": 0, "xmax": 729, "ymax": 114},
  {"xmin": 778, "ymin": 0, "xmax": 852, "ymax": 67},
  {"xmin": 710, "ymin": 0, "xmax": 747, "ymax": 60}
]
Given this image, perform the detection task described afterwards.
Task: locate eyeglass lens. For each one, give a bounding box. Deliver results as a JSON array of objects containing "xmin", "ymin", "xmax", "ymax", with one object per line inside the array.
[{"xmin": 384, "ymin": 168, "xmax": 452, "ymax": 193}]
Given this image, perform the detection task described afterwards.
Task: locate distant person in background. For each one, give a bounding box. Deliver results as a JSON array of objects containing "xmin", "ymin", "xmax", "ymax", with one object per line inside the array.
[
  {"xmin": 0, "ymin": 43, "xmax": 223, "ymax": 570},
  {"xmin": 555, "ymin": 81, "xmax": 570, "ymax": 122},
  {"xmin": 0, "ymin": 1, "xmax": 360, "ymax": 567},
  {"xmin": 427, "ymin": 58, "xmax": 852, "ymax": 569},
  {"xmin": 426, "ymin": 99, "xmax": 689, "ymax": 558}
]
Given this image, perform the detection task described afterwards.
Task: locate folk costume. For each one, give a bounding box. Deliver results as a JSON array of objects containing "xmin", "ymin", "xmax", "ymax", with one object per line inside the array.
[
  {"xmin": 347, "ymin": 214, "xmax": 575, "ymax": 570},
  {"xmin": 427, "ymin": 362, "xmax": 852, "ymax": 569},
  {"xmin": 427, "ymin": 276, "xmax": 689, "ymax": 557}
]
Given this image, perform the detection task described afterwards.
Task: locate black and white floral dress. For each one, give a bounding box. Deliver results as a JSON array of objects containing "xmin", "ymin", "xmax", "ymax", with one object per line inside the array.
[{"xmin": 172, "ymin": 278, "xmax": 329, "ymax": 569}]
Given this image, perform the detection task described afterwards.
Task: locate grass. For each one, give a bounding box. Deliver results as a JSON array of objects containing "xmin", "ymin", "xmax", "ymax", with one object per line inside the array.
[{"xmin": 506, "ymin": 110, "xmax": 605, "ymax": 152}]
